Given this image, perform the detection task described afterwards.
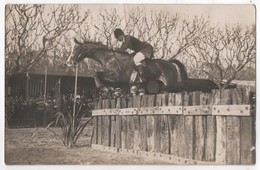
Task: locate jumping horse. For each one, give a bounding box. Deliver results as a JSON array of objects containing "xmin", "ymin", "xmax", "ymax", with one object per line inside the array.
[{"xmin": 66, "ymin": 38, "xmax": 236, "ymax": 94}]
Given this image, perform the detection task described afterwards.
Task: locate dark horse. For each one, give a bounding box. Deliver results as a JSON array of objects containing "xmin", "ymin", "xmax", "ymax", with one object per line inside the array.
[{"xmin": 66, "ymin": 38, "xmax": 236, "ymax": 93}]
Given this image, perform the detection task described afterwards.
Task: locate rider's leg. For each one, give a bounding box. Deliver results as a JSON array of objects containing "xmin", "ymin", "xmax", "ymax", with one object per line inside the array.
[{"xmin": 133, "ymin": 52, "xmax": 146, "ymax": 82}]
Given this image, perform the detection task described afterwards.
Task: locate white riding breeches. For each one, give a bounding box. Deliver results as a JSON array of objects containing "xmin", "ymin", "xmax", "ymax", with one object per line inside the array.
[{"xmin": 133, "ymin": 52, "xmax": 145, "ymax": 66}]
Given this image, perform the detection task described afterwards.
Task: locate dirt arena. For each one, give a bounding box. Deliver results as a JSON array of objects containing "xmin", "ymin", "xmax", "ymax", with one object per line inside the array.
[{"xmin": 5, "ymin": 127, "xmax": 170, "ymax": 165}]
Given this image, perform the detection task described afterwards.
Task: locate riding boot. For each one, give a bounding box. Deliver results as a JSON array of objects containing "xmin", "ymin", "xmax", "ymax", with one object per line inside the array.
[{"xmin": 137, "ymin": 65, "xmax": 146, "ymax": 82}]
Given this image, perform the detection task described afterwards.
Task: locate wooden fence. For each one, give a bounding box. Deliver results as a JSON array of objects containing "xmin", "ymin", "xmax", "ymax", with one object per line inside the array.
[{"xmin": 91, "ymin": 87, "xmax": 255, "ymax": 165}]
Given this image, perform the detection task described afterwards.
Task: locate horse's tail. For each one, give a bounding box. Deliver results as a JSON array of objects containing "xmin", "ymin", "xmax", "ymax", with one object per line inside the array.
[{"xmin": 170, "ymin": 59, "xmax": 188, "ymax": 81}]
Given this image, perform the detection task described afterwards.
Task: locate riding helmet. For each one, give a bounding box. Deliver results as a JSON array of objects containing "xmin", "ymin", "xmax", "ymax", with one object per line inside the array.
[{"xmin": 114, "ymin": 28, "xmax": 124, "ymax": 38}]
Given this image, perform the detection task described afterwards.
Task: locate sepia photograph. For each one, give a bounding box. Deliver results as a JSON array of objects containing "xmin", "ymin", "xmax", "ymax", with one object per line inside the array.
[{"xmin": 4, "ymin": 2, "xmax": 256, "ymax": 166}]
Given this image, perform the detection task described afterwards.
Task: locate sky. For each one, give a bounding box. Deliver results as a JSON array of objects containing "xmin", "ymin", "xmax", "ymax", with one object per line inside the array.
[{"xmin": 80, "ymin": 4, "xmax": 255, "ymax": 27}]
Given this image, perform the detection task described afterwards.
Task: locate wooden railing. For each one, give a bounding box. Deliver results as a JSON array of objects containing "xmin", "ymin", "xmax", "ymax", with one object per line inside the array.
[{"xmin": 91, "ymin": 87, "xmax": 255, "ymax": 165}]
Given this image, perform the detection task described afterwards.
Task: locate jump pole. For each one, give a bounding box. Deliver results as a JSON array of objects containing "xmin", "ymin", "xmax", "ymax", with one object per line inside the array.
[{"xmin": 73, "ymin": 66, "xmax": 78, "ymax": 127}]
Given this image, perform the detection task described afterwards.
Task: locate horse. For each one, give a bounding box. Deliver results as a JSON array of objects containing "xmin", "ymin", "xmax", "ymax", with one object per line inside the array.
[{"xmin": 66, "ymin": 38, "xmax": 236, "ymax": 94}]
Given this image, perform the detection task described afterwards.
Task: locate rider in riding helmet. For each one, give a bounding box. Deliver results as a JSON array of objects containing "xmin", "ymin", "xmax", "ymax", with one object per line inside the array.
[{"xmin": 113, "ymin": 28, "xmax": 153, "ymax": 82}]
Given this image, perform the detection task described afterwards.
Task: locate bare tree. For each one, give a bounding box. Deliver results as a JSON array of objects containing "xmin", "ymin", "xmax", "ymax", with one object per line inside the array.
[
  {"xmin": 93, "ymin": 8, "xmax": 123, "ymax": 46},
  {"xmin": 5, "ymin": 4, "xmax": 90, "ymax": 76},
  {"xmin": 185, "ymin": 24, "xmax": 256, "ymax": 87}
]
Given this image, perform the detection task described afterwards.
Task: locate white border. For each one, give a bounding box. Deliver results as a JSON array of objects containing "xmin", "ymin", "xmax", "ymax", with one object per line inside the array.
[{"xmin": 1, "ymin": 1, "xmax": 258, "ymax": 170}]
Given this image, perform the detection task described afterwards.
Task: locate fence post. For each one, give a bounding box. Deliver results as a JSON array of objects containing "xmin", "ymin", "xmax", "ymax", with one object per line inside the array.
[
  {"xmin": 160, "ymin": 93, "xmax": 170, "ymax": 154},
  {"xmin": 115, "ymin": 97, "xmax": 122, "ymax": 149},
  {"xmin": 126, "ymin": 96, "xmax": 134, "ymax": 149},
  {"xmin": 121, "ymin": 97, "xmax": 127, "ymax": 149},
  {"xmin": 226, "ymin": 88, "xmax": 241, "ymax": 164},
  {"xmin": 133, "ymin": 95, "xmax": 141, "ymax": 151},
  {"xmin": 110, "ymin": 99, "xmax": 116, "ymax": 147},
  {"xmin": 146, "ymin": 95, "xmax": 156, "ymax": 152},
  {"xmin": 194, "ymin": 91, "xmax": 206, "ymax": 161},
  {"xmin": 92, "ymin": 100, "xmax": 98, "ymax": 145},
  {"xmin": 97, "ymin": 99, "xmax": 102, "ymax": 145},
  {"xmin": 215, "ymin": 89, "xmax": 231, "ymax": 164},
  {"xmin": 140, "ymin": 95, "xmax": 148, "ymax": 151},
  {"xmin": 239, "ymin": 87, "xmax": 255, "ymax": 164},
  {"xmin": 204, "ymin": 92, "xmax": 216, "ymax": 162},
  {"xmin": 183, "ymin": 92, "xmax": 195, "ymax": 159}
]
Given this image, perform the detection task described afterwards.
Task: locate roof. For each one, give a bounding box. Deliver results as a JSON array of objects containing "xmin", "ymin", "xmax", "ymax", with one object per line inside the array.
[{"xmin": 28, "ymin": 69, "xmax": 95, "ymax": 78}]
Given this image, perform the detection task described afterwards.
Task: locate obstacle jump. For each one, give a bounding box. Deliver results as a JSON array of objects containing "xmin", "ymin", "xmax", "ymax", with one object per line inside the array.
[{"xmin": 91, "ymin": 87, "xmax": 255, "ymax": 165}]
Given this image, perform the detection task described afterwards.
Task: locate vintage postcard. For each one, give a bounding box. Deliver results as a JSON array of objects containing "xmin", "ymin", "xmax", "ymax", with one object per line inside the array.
[{"xmin": 4, "ymin": 3, "xmax": 256, "ymax": 165}]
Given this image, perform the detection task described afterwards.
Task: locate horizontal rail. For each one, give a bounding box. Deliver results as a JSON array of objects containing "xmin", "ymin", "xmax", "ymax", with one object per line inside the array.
[
  {"xmin": 91, "ymin": 144, "xmax": 218, "ymax": 165},
  {"xmin": 92, "ymin": 105, "xmax": 251, "ymax": 116}
]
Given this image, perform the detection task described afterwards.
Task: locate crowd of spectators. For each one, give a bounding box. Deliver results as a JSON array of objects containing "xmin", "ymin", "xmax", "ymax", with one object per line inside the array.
[{"xmin": 5, "ymin": 92, "xmax": 94, "ymax": 127}]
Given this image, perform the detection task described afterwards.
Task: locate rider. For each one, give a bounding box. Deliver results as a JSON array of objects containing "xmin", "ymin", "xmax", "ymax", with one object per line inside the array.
[{"xmin": 112, "ymin": 28, "xmax": 153, "ymax": 82}]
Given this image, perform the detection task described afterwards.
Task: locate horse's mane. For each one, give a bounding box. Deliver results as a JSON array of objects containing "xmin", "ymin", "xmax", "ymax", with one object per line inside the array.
[
  {"xmin": 82, "ymin": 40, "xmax": 132, "ymax": 56},
  {"xmin": 83, "ymin": 40, "xmax": 107, "ymax": 49}
]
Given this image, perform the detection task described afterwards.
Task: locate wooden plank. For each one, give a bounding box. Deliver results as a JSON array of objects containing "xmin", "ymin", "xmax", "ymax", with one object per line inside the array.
[
  {"xmin": 154, "ymin": 93, "xmax": 162, "ymax": 153},
  {"xmin": 240, "ymin": 87, "xmax": 255, "ymax": 164},
  {"xmin": 103, "ymin": 115, "xmax": 110, "ymax": 146},
  {"xmin": 92, "ymin": 99, "xmax": 98, "ymax": 145},
  {"xmin": 121, "ymin": 97, "xmax": 127, "ymax": 108},
  {"xmin": 97, "ymin": 99, "xmax": 102, "ymax": 145},
  {"xmin": 160, "ymin": 93, "xmax": 170, "ymax": 154},
  {"xmin": 194, "ymin": 91, "xmax": 206, "ymax": 161},
  {"xmin": 168, "ymin": 93, "xmax": 181, "ymax": 156},
  {"xmin": 121, "ymin": 115, "xmax": 127, "ymax": 149},
  {"xmin": 177, "ymin": 93, "xmax": 185, "ymax": 158},
  {"xmin": 138, "ymin": 107, "xmax": 155, "ymax": 115},
  {"xmin": 225, "ymin": 88, "xmax": 241, "ymax": 164},
  {"xmin": 204, "ymin": 92, "xmax": 216, "ymax": 162},
  {"xmin": 110, "ymin": 99, "xmax": 116, "ymax": 147},
  {"xmin": 115, "ymin": 97, "xmax": 122, "ymax": 149},
  {"xmin": 183, "ymin": 105, "xmax": 211, "ymax": 115},
  {"xmin": 146, "ymin": 95, "xmax": 155, "ymax": 152},
  {"xmin": 140, "ymin": 95, "xmax": 148, "ymax": 151},
  {"xmin": 215, "ymin": 89, "xmax": 231, "ymax": 164},
  {"xmin": 126, "ymin": 97, "xmax": 134, "ymax": 149},
  {"xmin": 212, "ymin": 105, "xmax": 250, "ymax": 116},
  {"xmin": 102, "ymin": 99, "xmax": 110, "ymax": 146},
  {"xmin": 167, "ymin": 93, "xmax": 174, "ymax": 155},
  {"xmin": 118, "ymin": 108, "xmax": 138, "ymax": 115},
  {"xmin": 158, "ymin": 106, "xmax": 182, "ymax": 115},
  {"xmin": 92, "ymin": 109, "xmax": 119, "ymax": 116},
  {"xmin": 183, "ymin": 92, "xmax": 194, "ymax": 159},
  {"xmin": 97, "ymin": 116, "xmax": 102, "ymax": 145},
  {"xmin": 136, "ymin": 150, "xmax": 217, "ymax": 165},
  {"xmin": 215, "ymin": 115, "xmax": 227, "ymax": 164},
  {"xmin": 92, "ymin": 144, "xmax": 119, "ymax": 153},
  {"xmin": 133, "ymin": 95, "xmax": 141, "ymax": 151},
  {"xmin": 92, "ymin": 117, "xmax": 98, "ymax": 144},
  {"xmin": 121, "ymin": 97, "xmax": 127, "ymax": 149}
]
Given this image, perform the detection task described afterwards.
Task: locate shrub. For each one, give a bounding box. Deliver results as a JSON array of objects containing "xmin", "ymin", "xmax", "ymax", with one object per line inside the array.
[{"xmin": 46, "ymin": 97, "xmax": 92, "ymax": 147}]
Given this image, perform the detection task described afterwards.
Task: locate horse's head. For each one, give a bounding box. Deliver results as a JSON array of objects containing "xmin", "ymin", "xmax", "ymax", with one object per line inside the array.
[{"xmin": 66, "ymin": 38, "xmax": 106, "ymax": 67}]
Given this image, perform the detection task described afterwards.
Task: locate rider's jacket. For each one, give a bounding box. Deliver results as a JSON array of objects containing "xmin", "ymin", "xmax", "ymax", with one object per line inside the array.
[{"xmin": 115, "ymin": 35, "xmax": 153, "ymax": 58}]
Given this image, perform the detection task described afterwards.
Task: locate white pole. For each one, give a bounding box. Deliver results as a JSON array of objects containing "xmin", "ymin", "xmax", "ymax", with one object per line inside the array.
[
  {"xmin": 44, "ymin": 66, "xmax": 48, "ymax": 102},
  {"xmin": 43, "ymin": 66, "xmax": 48, "ymax": 126},
  {"xmin": 58, "ymin": 78, "xmax": 61, "ymax": 99},
  {"xmin": 73, "ymin": 66, "xmax": 78, "ymax": 127},
  {"xmin": 26, "ymin": 72, "xmax": 29, "ymax": 100}
]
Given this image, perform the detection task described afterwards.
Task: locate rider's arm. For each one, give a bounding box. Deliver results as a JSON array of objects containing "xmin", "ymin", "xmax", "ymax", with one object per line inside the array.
[{"xmin": 114, "ymin": 36, "xmax": 130, "ymax": 52}]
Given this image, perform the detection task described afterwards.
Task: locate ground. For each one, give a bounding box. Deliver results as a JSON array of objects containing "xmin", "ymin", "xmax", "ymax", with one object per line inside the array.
[{"xmin": 5, "ymin": 127, "xmax": 170, "ymax": 165}]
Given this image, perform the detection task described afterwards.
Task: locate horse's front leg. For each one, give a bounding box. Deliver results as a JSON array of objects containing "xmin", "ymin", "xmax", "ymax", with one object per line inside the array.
[
  {"xmin": 94, "ymin": 74, "xmax": 105, "ymax": 88},
  {"xmin": 96, "ymin": 72, "xmax": 118, "ymax": 84}
]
